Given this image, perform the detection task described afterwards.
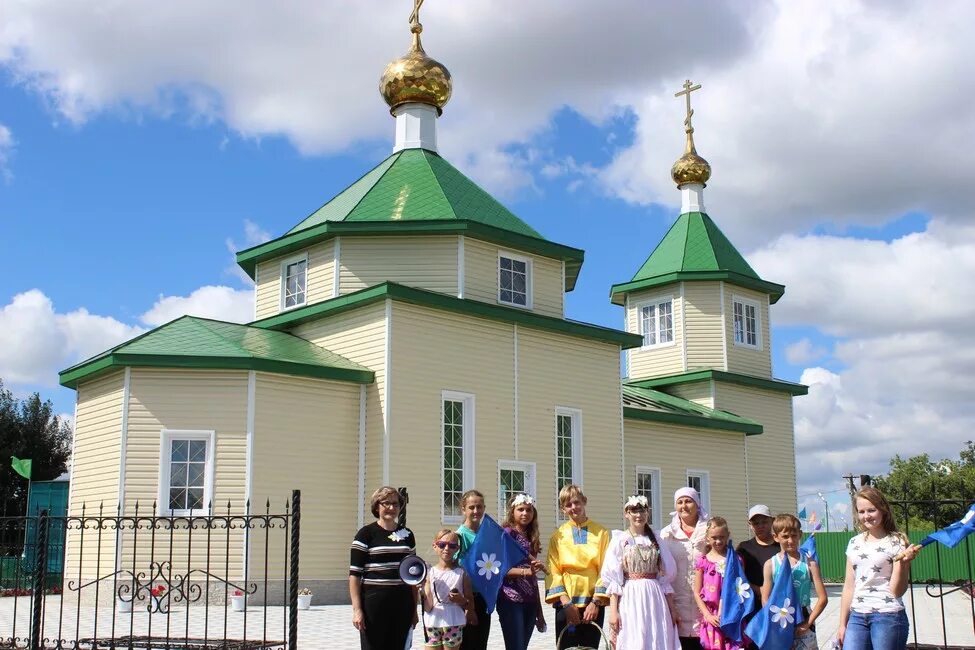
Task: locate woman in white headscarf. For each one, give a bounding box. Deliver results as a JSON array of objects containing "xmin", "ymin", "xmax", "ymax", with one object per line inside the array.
[{"xmin": 660, "ymin": 487, "xmax": 709, "ymax": 650}]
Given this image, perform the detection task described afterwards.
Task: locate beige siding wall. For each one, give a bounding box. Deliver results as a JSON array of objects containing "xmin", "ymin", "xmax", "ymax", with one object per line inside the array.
[
  {"xmin": 724, "ymin": 285, "xmax": 773, "ymax": 378},
  {"xmin": 713, "ymin": 384, "xmax": 797, "ymax": 517},
  {"xmin": 684, "ymin": 282, "xmax": 726, "ymax": 372},
  {"xmin": 625, "ymin": 285, "xmax": 684, "ymax": 380},
  {"xmin": 623, "ymin": 419, "xmax": 749, "ymax": 537},
  {"xmin": 119, "ymin": 369, "xmax": 249, "ymax": 578},
  {"xmin": 663, "ymin": 381, "xmax": 714, "ymax": 409},
  {"xmin": 339, "ymin": 236, "xmax": 458, "ymax": 296},
  {"xmin": 250, "ymin": 373, "xmax": 360, "ymax": 581},
  {"xmin": 387, "ymin": 302, "xmax": 623, "ymax": 547},
  {"xmin": 291, "ymin": 302, "xmax": 386, "ymax": 523},
  {"xmin": 463, "ymin": 238, "xmax": 564, "ymax": 318},
  {"xmin": 255, "ymin": 241, "xmax": 336, "ymax": 320},
  {"xmin": 65, "ymin": 371, "xmax": 125, "ymax": 580}
]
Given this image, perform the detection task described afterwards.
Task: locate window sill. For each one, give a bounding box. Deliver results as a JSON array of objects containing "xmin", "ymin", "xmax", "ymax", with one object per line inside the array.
[
  {"xmin": 732, "ymin": 341, "xmax": 763, "ymax": 351},
  {"xmin": 639, "ymin": 341, "xmax": 677, "ymax": 351},
  {"xmin": 497, "ymin": 299, "xmax": 532, "ymax": 310},
  {"xmin": 442, "ymin": 515, "xmax": 463, "ymax": 525}
]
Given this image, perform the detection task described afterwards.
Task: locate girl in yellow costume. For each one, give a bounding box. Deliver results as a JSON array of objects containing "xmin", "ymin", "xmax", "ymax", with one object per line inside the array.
[{"xmin": 545, "ymin": 484, "xmax": 610, "ymax": 648}]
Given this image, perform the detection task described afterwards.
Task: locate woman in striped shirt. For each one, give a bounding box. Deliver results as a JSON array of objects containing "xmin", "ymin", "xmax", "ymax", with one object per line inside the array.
[{"xmin": 350, "ymin": 486, "xmax": 418, "ymax": 649}]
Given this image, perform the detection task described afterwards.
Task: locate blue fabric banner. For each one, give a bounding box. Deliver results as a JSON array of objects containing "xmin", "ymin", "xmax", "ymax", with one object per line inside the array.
[
  {"xmin": 921, "ymin": 504, "xmax": 975, "ymax": 549},
  {"xmin": 460, "ymin": 514, "xmax": 528, "ymax": 613},
  {"xmin": 719, "ymin": 541, "xmax": 756, "ymax": 643},
  {"xmin": 799, "ymin": 534, "xmax": 818, "ymax": 564},
  {"xmin": 744, "ymin": 554, "xmax": 804, "ymax": 650}
]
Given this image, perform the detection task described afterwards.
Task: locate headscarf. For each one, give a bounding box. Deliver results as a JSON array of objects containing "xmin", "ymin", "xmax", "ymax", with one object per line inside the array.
[{"xmin": 669, "ymin": 487, "xmax": 709, "ymax": 532}]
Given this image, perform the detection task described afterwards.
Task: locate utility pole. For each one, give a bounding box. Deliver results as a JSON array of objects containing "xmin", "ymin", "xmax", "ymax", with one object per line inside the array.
[{"xmin": 844, "ymin": 473, "xmax": 872, "ymax": 528}]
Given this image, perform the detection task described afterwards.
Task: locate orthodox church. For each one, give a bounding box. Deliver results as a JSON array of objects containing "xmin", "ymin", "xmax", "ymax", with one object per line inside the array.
[{"xmin": 60, "ymin": 7, "xmax": 805, "ymax": 601}]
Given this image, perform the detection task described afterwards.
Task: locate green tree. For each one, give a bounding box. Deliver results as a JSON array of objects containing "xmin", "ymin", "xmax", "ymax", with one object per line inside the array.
[
  {"xmin": 873, "ymin": 441, "xmax": 975, "ymax": 533},
  {"xmin": 0, "ymin": 379, "xmax": 72, "ymax": 516}
]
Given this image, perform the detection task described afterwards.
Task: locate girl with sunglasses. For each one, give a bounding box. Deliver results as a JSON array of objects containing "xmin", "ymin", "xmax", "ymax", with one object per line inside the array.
[
  {"xmin": 498, "ymin": 493, "xmax": 547, "ymax": 650},
  {"xmin": 422, "ymin": 529, "xmax": 475, "ymax": 650}
]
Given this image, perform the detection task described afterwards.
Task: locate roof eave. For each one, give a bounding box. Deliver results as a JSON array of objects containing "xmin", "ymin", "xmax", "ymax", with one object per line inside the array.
[
  {"xmin": 235, "ymin": 220, "xmax": 585, "ymax": 291},
  {"xmin": 610, "ymin": 271, "xmax": 785, "ymax": 305},
  {"xmin": 252, "ymin": 281, "xmax": 643, "ymax": 349},
  {"xmin": 623, "ymin": 406, "xmax": 763, "ymax": 435},
  {"xmin": 626, "ymin": 370, "xmax": 808, "ymax": 396}
]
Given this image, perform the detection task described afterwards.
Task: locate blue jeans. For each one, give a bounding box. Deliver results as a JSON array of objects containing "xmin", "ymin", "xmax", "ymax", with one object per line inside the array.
[
  {"xmin": 844, "ymin": 610, "xmax": 909, "ymax": 650},
  {"xmin": 496, "ymin": 596, "xmax": 536, "ymax": 650}
]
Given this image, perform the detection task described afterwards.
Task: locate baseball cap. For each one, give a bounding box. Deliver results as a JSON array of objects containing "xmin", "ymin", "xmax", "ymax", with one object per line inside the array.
[{"xmin": 748, "ymin": 504, "xmax": 772, "ymax": 521}]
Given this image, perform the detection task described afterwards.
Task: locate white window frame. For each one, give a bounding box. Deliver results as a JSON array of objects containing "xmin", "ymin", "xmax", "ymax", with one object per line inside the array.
[
  {"xmin": 555, "ymin": 407, "xmax": 583, "ymax": 522},
  {"xmin": 635, "ymin": 294, "xmax": 675, "ymax": 349},
  {"xmin": 441, "ymin": 391, "xmax": 476, "ymax": 525},
  {"xmin": 497, "ymin": 460, "xmax": 537, "ymax": 520},
  {"xmin": 497, "ymin": 250, "xmax": 533, "ymax": 309},
  {"xmin": 279, "ymin": 253, "xmax": 309, "ymax": 311},
  {"xmin": 732, "ymin": 294, "xmax": 762, "ymax": 350},
  {"xmin": 686, "ymin": 469, "xmax": 711, "ymax": 514},
  {"xmin": 158, "ymin": 429, "xmax": 215, "ymax": 516},
  {"xmin": 634, "ymin": 466, "xmax": 663, "ymax": 530}
]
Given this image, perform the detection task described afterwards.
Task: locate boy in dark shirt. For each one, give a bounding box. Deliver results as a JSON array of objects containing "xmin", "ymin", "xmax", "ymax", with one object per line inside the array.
[{"xmin": 735, "ymin": 505, "xmax": 780, "ymax": 607}]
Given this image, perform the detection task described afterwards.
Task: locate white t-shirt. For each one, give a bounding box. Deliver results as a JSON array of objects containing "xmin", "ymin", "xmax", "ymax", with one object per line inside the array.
[
  {"xmin": 423, "ymin": 565, "xmax": 467, "ymax": 628},
  {"xmin": 845, "ymin": 533, "xmax": 907, "ymax": 613}
]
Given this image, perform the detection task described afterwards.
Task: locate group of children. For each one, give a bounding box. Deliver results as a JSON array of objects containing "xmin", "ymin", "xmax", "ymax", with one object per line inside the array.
[{"xmin": 357, "ymin": 483, "xmax": 920, "ymax": 650}]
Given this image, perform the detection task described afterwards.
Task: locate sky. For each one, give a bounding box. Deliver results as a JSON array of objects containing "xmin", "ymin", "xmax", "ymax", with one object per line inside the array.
[{"xmin": 2, "ymin": 0, "xmax": 974, "ymax": 531}]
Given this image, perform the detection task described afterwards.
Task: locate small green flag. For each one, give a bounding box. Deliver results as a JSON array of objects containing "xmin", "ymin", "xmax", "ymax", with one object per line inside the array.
[{"xmin": 11, "ymin": 456, "xmax": 32, "ymax": 480}]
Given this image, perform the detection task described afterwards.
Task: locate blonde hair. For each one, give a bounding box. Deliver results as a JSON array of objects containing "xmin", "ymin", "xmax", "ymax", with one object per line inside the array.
[
  {"xmin": 433, "ymin": 528, "xmax": 458, "ymax": 543},
  {"xmin": 369, "ymin": 486, "xmax": 402, "ymax": 518},
  {"xmin": 772, "ymin": 514, "xmax": 802, "ymax": 536},
  {"xmin": 704, "ymin": 516, "xmax": 729, "ymax": 552},
  {"xmin": 460, "ymin": 490, "xmax": 484, "ymax": 507},
  {"xmin": 558, "ymin": 484, "xmax": 587, "ymax": 508}
]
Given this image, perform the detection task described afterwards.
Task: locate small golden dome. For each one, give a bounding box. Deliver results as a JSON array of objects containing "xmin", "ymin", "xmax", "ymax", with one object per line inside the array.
[
  {"xmin": 380, "ymin": 25, "xmax": 452, "ymax": 115},
  {"xmin": 671, "ymin": 129, "xmax": 711, "ymax": 187}
]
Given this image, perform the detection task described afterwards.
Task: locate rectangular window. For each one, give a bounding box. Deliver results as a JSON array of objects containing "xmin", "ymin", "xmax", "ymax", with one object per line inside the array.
[
  {"xmin": 733, "ymin": 296, "xmax": 760, "ymax": 348},
  {"xmin": 687, "ymin": 469, "xmax": 711, "ymax": 513},
  {"xmin": 635, "ymin": 466, "xmax": 662, "ymax": 530},
  {"xmin": 281, "ymin": 255, "xmax": 308, "ymax": 310},
  {"xmin": 498, "ymin": 252, "xmax": 531, "ymax": 308},
  {"xmin": 497, "ymin": 461, "xmax": 536, "ymax": 519},
  {"xmin": 442, "ymin": 391, "xmax": 475, "ymax": 523},
  {"xmin": 638, "ymin": 297, "xmax": 674, "ymax": 347},
  {"xmin": 159, "ymin": 430, "xmax": 214, "ymax": 515},
  {"xmin": 555, "ymin": 407, "xmax": 582, "ymax": 521}
]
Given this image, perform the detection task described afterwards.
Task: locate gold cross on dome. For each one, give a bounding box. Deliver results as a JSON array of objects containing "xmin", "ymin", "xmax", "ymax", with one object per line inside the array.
[
  {"xmin": 674, "ymin": 79, "xmax": 702, "ymax": 132},
  {"xmin": 409, "ymin": 0, "xmax": 424, "ymax": 31}
]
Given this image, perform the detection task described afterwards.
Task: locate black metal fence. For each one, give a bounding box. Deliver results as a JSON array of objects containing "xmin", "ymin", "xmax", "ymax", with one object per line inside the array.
[
  {"xmin": 890, "ymin": 494, "xmax": 975, "ymax": 650},
  {"xmin": 0, "ymin": 491, "xmax": 300, "ymax": 650}
]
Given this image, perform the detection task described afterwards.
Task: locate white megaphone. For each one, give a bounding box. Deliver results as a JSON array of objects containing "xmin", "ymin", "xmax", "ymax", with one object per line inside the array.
[{"xmin": 398, "ymin": 555, "xmax": 428, "ymax": 586}]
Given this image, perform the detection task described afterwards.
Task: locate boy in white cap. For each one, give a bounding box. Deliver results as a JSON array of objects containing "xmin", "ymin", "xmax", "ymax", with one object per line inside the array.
[{"xmin": 735, "ymin": 505, "xmax": 779, "ymax": 607}]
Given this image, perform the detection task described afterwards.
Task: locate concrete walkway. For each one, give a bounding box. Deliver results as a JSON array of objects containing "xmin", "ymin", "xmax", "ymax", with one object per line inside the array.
[{"xmin": 2, "ymin": 585, "xmax": 973, "ymax": 648}]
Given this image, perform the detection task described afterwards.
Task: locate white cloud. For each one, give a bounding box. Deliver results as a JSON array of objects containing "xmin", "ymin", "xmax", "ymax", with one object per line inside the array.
[
  {"xmin": 0, "ymin": 123, "xmax": 14, "ymax": 181},
  {"xmin": 225, "ymin": 219, "xmax": 272, "ymax": 284},
  {"xmin": 140, "ymin": 285, "xmax": 254, "ymax": 326},
  {"xmin": 785, "ymin": 338, "xmax": 826, "ymax": 366},
  {"xmin": 0, "ymin": 290, "xmax": 143, "ymax": 385},
  {"xmin": 750, "ymin": 220, "xmax": 975, "ymax": 495}
]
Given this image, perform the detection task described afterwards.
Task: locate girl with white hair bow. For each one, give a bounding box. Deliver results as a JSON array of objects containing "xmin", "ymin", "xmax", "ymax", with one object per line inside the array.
[{"xmin": 660, "ymin": 487, "xmax": 710, "ymax": 649}]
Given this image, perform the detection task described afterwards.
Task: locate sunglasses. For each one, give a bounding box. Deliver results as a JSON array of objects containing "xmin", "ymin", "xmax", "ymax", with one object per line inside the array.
[{"xmin": 435, "ymin": 541, "xmax": 460, "ymax": 550}]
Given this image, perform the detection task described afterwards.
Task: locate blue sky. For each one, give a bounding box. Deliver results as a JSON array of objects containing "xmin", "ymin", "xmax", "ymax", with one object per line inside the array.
[{"xmin": 2, "ymin": 0, "xmax": 974, "ymax": 529}]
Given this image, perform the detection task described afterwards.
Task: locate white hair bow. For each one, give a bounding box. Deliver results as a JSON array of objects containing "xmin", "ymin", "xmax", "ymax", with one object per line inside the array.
[
  {"xmin": 625, "ymin": 495, "xmax": 649, "ymax": 509},
  {"xmin": 512, "ymin": 493, "xmax": 535, "ymax": 507}
]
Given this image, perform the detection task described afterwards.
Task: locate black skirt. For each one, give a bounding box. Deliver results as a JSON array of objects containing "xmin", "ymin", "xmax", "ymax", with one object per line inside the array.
[{"xmin": 360, "ymin": 584, "xmax": 414, "ymax": 650}]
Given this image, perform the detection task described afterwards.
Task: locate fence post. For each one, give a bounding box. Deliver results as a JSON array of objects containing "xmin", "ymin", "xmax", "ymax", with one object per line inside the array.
[
  {"xmin": 30, "ymin": 509, "xmax": 49, "ymax": 650},
  {"xmin": 288, "ymin": 490, "xmax": 300, "ymax": 650}
]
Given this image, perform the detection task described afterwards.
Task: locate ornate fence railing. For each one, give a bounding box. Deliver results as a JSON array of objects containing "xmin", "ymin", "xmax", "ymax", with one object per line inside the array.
[{"xmin": 0, "ymin": 490, "xmax": 300, "ymax": 650}]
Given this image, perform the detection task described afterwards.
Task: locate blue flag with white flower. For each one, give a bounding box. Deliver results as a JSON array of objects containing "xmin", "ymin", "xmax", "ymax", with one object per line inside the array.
[
  {"xmin": 799, "ymin": 534, "xmax": 818, "ymax": 564},
  {"xmin": 460, "ymin": 514, "xmax": 528, "ymax": 613},
  {"xmin": 920, "ymin": 503, "xmax": 975, "ymax": 549},
  {"xmin": 744, "ymin": 554, "xmax": 804, "ymax": 650},
  {"xmin": 719, "ymin": 542, "xmax": 756, "ymax": 643}
]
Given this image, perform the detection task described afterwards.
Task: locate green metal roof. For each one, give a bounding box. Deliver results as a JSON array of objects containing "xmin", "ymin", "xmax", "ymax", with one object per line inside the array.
[
  {"xmin": 622, "ymin": 384, "xmax": 764, "ymax": 435},
  {"xmin": 252, "ymin": 281, "xmax": 644, "ymax": 349},
  {"xmin": 610, "ymin": 212, "xmax": 784, "ymax": 305},
  {"xmin": 626, "ymin": 369, "xmax": 808, "ymax": 396},
  {"xmin": 59, "ymin": 316, "xmax": 375, "ymax": 389},
  {"xmin": 236, "ymin": 149, "xmax": 585, "ymax": 290}
]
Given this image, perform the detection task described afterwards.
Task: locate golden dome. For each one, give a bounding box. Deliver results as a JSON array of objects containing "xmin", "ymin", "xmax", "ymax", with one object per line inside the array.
[
  {"xmin": 671, "ymin": 129, "xmax": 711, "ymax": 187},
  {"xmin": 380, "ymin": 24, "xmax": 452, "ymax": 115}
]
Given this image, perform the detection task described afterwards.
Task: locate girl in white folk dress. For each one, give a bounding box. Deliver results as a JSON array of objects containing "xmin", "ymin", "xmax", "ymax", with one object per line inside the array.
[{"xmin": 603, "ymin": 495, "xmax": 682, "ymax": 650}]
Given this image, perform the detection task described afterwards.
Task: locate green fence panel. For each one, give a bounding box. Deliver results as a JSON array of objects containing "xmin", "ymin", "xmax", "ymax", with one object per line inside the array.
[{"xmin": 803, "ymin": 531, "xmax": 975, "ymax": 583}]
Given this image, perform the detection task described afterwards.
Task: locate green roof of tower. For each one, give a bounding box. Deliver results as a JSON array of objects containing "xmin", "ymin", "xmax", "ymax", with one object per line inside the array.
[
  {"xmin": 59, "ymin": 316, "xmax": 374, "ymax": 388},
  {"xmin": 236, "ymin": 148, "xmax": 585, "ymax": 290},
  {"xmin": 610, "ymin": 211, "xmax": 784, "ymax": 305}
]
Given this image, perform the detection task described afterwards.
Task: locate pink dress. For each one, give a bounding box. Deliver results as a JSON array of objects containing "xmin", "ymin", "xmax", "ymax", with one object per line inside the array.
[{"xmin": 695, "ymin": 555, "xmax": 741, "ymax": 650}]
